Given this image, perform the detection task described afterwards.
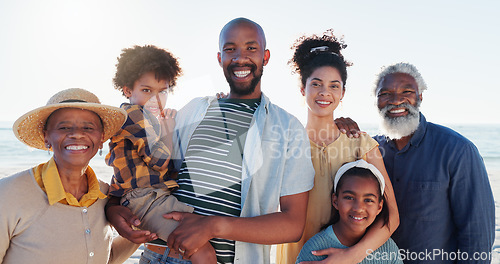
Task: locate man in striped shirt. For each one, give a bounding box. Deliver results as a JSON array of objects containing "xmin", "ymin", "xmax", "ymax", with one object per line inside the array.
[
  {"xmin": 164, "ymin": 17, "xmax": 315, "ymax": 263},
  {"xmin": 107, "ymin": 17, "xmax": 315, "ymax": 264}
]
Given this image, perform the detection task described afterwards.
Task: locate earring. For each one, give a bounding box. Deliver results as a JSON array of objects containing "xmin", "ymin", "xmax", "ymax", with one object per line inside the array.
[
  {"xmin": 99, "ymin": 148, "xmax": 103, "ymax": 156},
  {"xmin": 46, "ymin": 144, "xmax": 51, "ymax": 155}
]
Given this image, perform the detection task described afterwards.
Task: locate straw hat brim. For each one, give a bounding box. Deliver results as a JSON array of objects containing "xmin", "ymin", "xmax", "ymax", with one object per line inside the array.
[{"xmin": 13, "ymin": 102, "xmax": 127, "ymax": 150}]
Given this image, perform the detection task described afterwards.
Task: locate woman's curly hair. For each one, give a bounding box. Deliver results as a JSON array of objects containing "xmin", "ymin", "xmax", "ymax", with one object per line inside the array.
[
  {"xmin": 113, "ymin": 45, "xmax": 182, "ymax": 96},
  {"xmin": 289, "ymin": 29, "xmax": 352, "ymax": 90}
]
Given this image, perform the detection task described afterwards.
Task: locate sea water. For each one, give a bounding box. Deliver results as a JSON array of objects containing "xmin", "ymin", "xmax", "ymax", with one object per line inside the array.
[{"xmin": 2, "ymin": 122, "xmax": 499, "ymax": 176}]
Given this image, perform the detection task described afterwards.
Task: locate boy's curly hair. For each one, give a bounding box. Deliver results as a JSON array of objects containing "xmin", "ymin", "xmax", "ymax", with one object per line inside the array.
[
  {"xmin": 289, "ymin": 29, "xmax": 352, "ymax": 90},
  {"xmin": 113, "ymin": 45, "xmax": 182, "ymax": 96}
]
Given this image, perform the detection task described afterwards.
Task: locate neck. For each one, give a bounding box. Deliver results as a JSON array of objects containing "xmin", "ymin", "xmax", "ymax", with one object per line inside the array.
[
  {"xmin": 306, "ymin": 112, "xmax": 339, "ymax": 145},
  {"xmin": 332, "ymin": 222, "xmax": 365, "ymax": 247},
  {"xmin": 393, "ymin": 134, "xmax": 413, "ymax": 150},
  {"xmin": 227, "ymin": 84, "xmax": 262, "ymax": 99},
  {"xmin": 56, "ymin": 165, "xmax": 89, "ymax": 201}
]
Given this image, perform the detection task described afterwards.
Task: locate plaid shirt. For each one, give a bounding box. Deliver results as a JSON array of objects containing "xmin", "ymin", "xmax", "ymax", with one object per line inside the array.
[{"xmin": 106, "ymin": 103, "xmax": 178, "ymax": 197}]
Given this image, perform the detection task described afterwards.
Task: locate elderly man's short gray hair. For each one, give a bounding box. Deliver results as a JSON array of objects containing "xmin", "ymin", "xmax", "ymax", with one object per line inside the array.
[{"xmin": 374, "ymin": 62, "xmax": 427, "ymax": 96}]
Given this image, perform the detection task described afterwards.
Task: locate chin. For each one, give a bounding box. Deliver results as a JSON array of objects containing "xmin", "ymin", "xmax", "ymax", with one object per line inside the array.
[{"xmin": 379, "ymin": 113, "xmax": 420, "ymax": 140}]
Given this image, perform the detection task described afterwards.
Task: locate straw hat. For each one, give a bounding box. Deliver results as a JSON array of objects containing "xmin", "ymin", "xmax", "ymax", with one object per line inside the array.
[{"xmin": 13, "ymin": 88, "xmax": 127, "ymax": 150}]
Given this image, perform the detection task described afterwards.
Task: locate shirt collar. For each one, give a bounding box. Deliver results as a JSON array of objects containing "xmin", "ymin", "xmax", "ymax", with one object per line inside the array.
[
  {"xmin": 409, "ymin": 113, "xmax": 427, "ymax": 148},
  {"xmin": 204, "ymin": 92, "xmax": 270, "ymax": 113},
  {"xmin": 34, "ymin": 158, "xmax": 107, "ymax": 206}
]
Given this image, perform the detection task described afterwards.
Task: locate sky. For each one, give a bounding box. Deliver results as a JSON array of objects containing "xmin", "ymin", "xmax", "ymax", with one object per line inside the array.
[{"xmin": 1, "ymin": 0, "xmax": 499, "ymax": 127}]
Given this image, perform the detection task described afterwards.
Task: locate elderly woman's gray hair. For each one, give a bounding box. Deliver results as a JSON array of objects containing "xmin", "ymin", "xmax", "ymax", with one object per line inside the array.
[{"xmin": 374, "ymin": 62, "xmax": 427, "ymax": 96}]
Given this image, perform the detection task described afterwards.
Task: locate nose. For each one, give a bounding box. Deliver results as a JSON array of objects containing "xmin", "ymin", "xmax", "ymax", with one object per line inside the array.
[
  {"xmin": 69, "ymin": 127, "xmax": 85, "ymax": 138},
  {"xmin": 388, "ymin": 93, "xmax": 405, "ymax": 105},
  {"xmin": 352, "ymin": 200, "xmax": 365, "ymax": 212},
  {"xmin": 318, "ymin": 85, "xmax": 330, "ymax": 97},
  {"xmin": 232, "ymin": 50, "xmax": 250, "ymax": 64}
]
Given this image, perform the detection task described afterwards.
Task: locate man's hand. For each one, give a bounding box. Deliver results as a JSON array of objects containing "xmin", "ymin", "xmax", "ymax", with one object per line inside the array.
[
  {"xmin": 164, "ymin": 212, "xmax": 214, "ymax": 259},
  {"xmin": 334, "ymin": 117, "xmax": 361, "ymax": 138},
  {"xmin": 299, "ymin": 247, "xmax": 360, "ymax": 264},
  {"xmin": 106, "ymin": 204, "xmax": 158, "ymax": 244}
]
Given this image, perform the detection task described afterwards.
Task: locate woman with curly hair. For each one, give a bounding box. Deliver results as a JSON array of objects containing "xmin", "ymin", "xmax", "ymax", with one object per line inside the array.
[{"xmin": 276, "ymin": 31, "xmax": 399, "ymax": 264}]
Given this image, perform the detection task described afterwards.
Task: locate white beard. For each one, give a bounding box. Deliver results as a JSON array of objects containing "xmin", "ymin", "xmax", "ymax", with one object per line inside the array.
[{"xmin": 378, "ymin": 102, "xmax": 420, "ymax": 140}]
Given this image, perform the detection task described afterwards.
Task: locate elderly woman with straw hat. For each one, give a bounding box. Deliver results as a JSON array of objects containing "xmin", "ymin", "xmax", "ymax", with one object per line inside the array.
[{"xmin": 0, "ymin": 88, "xmax": 139, "ymax": 263}]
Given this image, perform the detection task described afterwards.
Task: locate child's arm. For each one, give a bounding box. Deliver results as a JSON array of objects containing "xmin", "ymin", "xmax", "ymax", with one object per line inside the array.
[{"xmin": 157, "ymin": 108, "xmax": 176, "ymax": 171}]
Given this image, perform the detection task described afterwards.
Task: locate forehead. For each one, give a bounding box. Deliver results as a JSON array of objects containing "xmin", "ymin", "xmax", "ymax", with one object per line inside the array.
[
  {"xmin": 381, "ymin": 73, "xmax": 418, "ymax": 90},
  {"xmin": 219, "ymin": 22, "xmax": 265, "ymax": 48},
  {"xmin": 309, "ymin": 66, "xmax": 342, "ymax": 80},
  {"xmin": 340, "ymin": 175, "xmax": 381, "ymax": 195},
  {"xmin": 47, "ymin": 108, "xmax": 101, "ymax": 125}
]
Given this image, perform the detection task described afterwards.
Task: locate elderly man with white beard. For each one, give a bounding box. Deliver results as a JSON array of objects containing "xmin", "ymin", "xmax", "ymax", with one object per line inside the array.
[{"xmin": 370, "ymin": 62, "xmax": 494, "ymax": 263}]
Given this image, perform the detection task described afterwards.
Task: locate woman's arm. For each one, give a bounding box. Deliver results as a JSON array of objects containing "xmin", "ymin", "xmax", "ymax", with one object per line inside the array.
[
  {"xmin": 107, "ymin": 236, "xmax": 141, "ymax": 264},
  {"xmin": 340, "ymin": 147, "xmax": 399, "ymax": 262}
]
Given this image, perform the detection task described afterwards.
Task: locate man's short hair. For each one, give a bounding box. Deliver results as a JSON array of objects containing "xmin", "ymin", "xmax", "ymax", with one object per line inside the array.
[{"xmin": 374, "ymin": 62, "xmax": 427, "ymax": 96}]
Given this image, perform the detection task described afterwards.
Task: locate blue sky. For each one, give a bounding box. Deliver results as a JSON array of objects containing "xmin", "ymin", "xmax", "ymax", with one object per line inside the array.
[{"xmin": 1, "ymin": 0, "xmax": 499, "ymax": 126}]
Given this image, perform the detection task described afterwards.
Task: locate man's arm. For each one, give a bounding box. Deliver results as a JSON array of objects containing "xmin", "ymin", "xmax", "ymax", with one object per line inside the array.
[
  {"xmin": 450, "ymin": 143, "xmax": 494, "ymax": 263},
  {"xmin": 164, "ymin": 191, "xmax": 309, "ymax": 258},
  {"xmin": 105, "ymin": 196, "xmax": 158, "ymax": 244}
]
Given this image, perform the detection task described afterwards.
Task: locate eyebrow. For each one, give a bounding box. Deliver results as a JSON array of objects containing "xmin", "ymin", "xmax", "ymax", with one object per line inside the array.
[
  {"xmin": 342, "ymin": 190, "xmax": 378, "ymax": 198},
  {"xmin": 223, "ymin": 41, "xmax": 260, "ymax": 47},
  {"xmin": 311, "ymin": 77, "xmax": 341, "ymax": 83}
]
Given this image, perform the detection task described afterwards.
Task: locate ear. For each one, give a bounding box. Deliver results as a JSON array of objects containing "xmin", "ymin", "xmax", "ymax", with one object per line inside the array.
[
  {"xmin": 263, "ymin": 49, "xmax": 270, "ymax": 66},
  {"xmin": 377, "ymin": 199, "xmax": 383, "ymax": 215},
  {"xmin": 217, "ymin": 52, "xmax": 222, "ymax": 66},
  {"xmin": 419, "ymin": 93, "xmax": 423, "ymax": 102},
  {"xmin": 300, "ymin": 86, "xmax": 305, "ymax": 96},
  {"xmin": 123, "ymin": 86, "xmax": 132, "ymax": 98},
  {"xmin": 43, "ymin": 132, "xmax": 49, "ymax": 146},
  {"xmin": 332, "ymin": 193, "xmax": 339, "ymax": 210}
]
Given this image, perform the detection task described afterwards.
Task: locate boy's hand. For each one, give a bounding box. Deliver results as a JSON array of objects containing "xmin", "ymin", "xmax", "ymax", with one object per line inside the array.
[
  {"xmin": 160, "ymin": 108, "xmax": 177, "ymax": 134},
  {"xmin": 216, "ymin": 92, "xmax": 228, "ymax": 99}
]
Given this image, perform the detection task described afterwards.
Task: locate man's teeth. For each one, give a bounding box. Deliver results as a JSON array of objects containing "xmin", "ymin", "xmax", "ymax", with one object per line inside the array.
[
  {"xmin": 234, "ymin": 70, "xmax": 251, "ymax": 78},
  {"xmin": 66, "ymin": 145, "xmax": 89, "ymax": 150},
  {"xmin": 390, "ymin": 109, "xmax": 405, "ymax": 114},
  {"xmin": 316, "ymin": 101, "xmax": 331, "ymax": 105}
]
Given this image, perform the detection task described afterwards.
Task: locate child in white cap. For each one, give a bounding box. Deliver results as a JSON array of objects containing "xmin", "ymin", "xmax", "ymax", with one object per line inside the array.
[{"xmin": 296, "ymin": 160, "xmax": 402, "ymax": 264}]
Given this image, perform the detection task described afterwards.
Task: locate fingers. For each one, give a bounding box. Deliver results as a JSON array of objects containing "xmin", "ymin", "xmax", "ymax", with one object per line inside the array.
[
  {"xmin": 161, "ymin": 108, "xmax": 177, "ymax": 119},
  {"xmin": 106, "ymin": 205, "xmax": 158, "ymax": 243},
  {"xmin": 123, "ymin": 229, "xmax": 158, "ymax": 244},
  {"xmin": 216, "ymin": 92, "xmax": 228, "ymax": 99},
  {"xmin": 163, "ymin": 211, "xmax": 185, "ymax": 221}
]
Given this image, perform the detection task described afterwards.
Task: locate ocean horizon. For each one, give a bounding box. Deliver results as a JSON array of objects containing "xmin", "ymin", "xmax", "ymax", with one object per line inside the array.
[{"xmin": 2, "ymin": 121, "xmax": 499, "ymax": 176}]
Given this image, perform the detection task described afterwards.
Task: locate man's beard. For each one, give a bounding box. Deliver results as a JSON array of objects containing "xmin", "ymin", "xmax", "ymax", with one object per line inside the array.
[
  {"xmin": 378, "ymin": 101, "xmax": 420, "ymax": 140},
  {"xmin": 225, "ymin": 64, "xmax": 263, "ymax": 96}
]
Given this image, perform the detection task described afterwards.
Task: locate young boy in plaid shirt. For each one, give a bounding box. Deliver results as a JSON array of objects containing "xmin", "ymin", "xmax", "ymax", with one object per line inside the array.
[{"xmin": 106, "ymin": 45, "xmax": 215, "ymax": 263}]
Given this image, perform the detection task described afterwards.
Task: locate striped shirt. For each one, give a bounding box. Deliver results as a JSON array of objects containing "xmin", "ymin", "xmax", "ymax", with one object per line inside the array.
[{"xmin": 175, "ymin": 98, "xmax": 260, "ymax": 263}]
